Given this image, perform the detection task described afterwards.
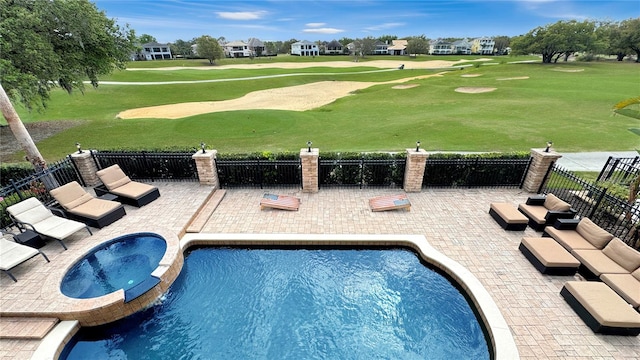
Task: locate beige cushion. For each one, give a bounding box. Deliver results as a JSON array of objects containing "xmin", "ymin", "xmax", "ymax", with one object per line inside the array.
[
  {"xmin": 602, "ymin": 238, "xmax": 640, "ymax": 272},
  {"xmin": 7, "ymin": 198, "xmax": 51, "ymax": 224},
  {"xmin": 600, "ymin": 272, "xmax": 640, "ymax": 308},
  {"xmin": 96, "ymin": 165, "xmax": 131, "ymax": 190},
  {"xmin": 521, "ymin": 237, "xmax": 580, "ymax": 267},
  {"xmin": 544, "ymin": 193, "xmax": 571, "ymax": 211},
  {"xmin": 67, "ymin": 199, "xmax": 121, "ymax": 220},
  {"xmin": 575, "ymin": 218, "xmax": 613, "ymax": 249},
  {"xmin": 110, "ymin": 181, "xmax": 156, "ymax": 199},
  {"xmin": 633, "ymin": 267, "xmax": 640, "ymax": 281},
  {"xmin": 564, "ymin": 281, "xmax": 640, "ymax": 327},
  {"xmin": 50, "ymin": 182, "xmax": 93, "ymax": 210},
  {"xmin": 572, "ymin": 249, "xmax": 628, "ymax": 276},
  {"xmin": 490, "ymin": 203, "xmax": 528, "ymax": 223},
  {"xmin": 545, "ymin": 227, "xmax": 597, "ymax": 252},
  {"xmin": 517, "ymin": 204, "xmax": 548, "ymax": 224}
]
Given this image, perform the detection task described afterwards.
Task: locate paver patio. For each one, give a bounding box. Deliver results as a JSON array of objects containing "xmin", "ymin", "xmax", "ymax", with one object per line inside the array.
[{"xmin": 1, "ymin": 183, "xmax": 638, "ymax": 359}]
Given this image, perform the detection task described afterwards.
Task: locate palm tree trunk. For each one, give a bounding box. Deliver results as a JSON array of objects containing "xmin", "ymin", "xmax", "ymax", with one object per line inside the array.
[{"xmin": 0, "ymin": 82, "xmax": 47, "ymax": 170}]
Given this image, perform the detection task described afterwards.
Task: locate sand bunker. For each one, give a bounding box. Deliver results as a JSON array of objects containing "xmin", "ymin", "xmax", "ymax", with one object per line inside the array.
[
  {"xmin": 454, "ymin": 87, "xmax": 497, "ymax": 94},
  {"xmin": 461, "ymin": 74, "xmax": 483, "ymax": 77},
  {"xmin": 117, "ymin": 74, "xmax": 443, "ymax": 119},
  {"xmin": 496, "ymin": 76, "xmax": 529, "ymax": 80}
]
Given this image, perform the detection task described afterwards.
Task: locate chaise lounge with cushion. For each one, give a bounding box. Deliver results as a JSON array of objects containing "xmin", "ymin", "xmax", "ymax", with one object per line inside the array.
[
  {"xmin": 50, "ymin": 181, "xmax": 126, "ymax": 228},
  {"xmin": 0, "ymin": 236, "xmax": 50, "ymax": 282},
  {"xmin": 601, "ymin": 268, "xmax": 640, "ymax": 309},
  {"xmin": 7, "ymin": 197, "xmax": 93, "ymax": 250},
  {"xmin": 571, "ymin": 237, "xmax": 640, "ymax": 280},
  {"xmin": 95, "ymin": 164, "xmax": 160, "ymax": 207},
  {"xmin": 543, "ymin": 217, "xmax": 614, "ymax": 253},
  {"xmin": 518, "ymin": 193, "xmax": 577, "ymax": 231}
]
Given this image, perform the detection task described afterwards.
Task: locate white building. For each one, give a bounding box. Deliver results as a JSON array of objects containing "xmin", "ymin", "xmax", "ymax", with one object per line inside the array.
[
  {"xmin": 471, "ymin": 37, "xmax": 495, "ymax": 55},
  {"xmin": 224, "ymin": 40, "xmax": 252, "ymax": 58},
  {"xmin": 140, "ymin": 42, "xmax": 172, "ymax": 60},
  {"xmin": 291, "ymin": 40, "xmax": 319, "ymax": 56}
]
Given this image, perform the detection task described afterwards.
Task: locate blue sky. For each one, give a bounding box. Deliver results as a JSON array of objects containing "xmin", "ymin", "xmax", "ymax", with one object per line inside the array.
[{"xmin": 94, "ymin": 0, "xmax": 638, "ymax": 43}]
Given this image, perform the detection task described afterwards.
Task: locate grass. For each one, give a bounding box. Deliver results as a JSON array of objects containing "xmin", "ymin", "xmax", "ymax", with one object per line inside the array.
[{"xmin": 4, "ymin": 57, "xmax": 640, "ymax": 162}]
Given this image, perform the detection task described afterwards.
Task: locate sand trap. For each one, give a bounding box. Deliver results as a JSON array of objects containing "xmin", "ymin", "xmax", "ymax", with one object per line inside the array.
[
  {"xmin": 454, "ymin": 87, "xmax": 497, "ymax": 94},
  {"xmin": 392, "ymin": 84, "xmax": 419, "ymax": 89},
  {"xmin": 551, "ymin": 68, "xmax": 584, "ymax": 72},
  {"xmin": 117, "ymin": 73, "xmax": 444, "ymax": 119},
  {"xmin": 461, "ymin": 74, "xmax": 483, "ymax": 77},
  {"xmin": 496, "ymin": 76, "xmax": 529, "ymax": 80}
]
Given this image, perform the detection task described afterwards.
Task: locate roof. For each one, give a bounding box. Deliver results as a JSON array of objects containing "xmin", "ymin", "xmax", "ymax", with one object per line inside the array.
[
  {"xmin": 388, "ymin": 39, "xmax": 408, "ymax": 50},
  {"xmin": 225, "ymin": 40, "xmax": 248, "ymax": 46},
  {"xmin": 292, "ymin": 40, "xmax": 316, "ymax": 45},
  {"xmin": 326, "ymin": 40, "xmax": 343, "ymax": 47},
  {"xmin": 247, "ymin": 38, "xmax": 264, "ymax": 47},
  {"xmin": 142, "ymin": 42, "xmax": 170, "ymax": 47}
]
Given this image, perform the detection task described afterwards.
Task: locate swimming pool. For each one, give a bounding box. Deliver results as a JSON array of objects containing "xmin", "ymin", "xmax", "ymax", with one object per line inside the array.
[
  {"xmin": 63, "ymin": 247, "xmax": 490, "ymax": 359},
  {"xmin": 60, "ymin": 232, "xmax": 167, "ymax": 301}
]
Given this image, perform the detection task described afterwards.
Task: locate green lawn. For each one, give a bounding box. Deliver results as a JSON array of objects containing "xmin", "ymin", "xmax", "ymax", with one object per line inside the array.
[{"xmin": 5, "ymin": 57, "xmax": 640, "ymax": 162}]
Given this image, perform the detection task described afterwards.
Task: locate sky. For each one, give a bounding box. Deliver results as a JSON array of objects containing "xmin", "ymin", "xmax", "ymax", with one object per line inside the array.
[{"xmin": 93, "ymin": 0, "xmax": 639, "ymax": 43}]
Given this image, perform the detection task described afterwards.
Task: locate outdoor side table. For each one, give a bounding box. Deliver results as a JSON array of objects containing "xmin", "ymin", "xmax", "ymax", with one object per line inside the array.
[{"xmin": 14, "ymin": 230, "xmax": 46, "ymax": 249}]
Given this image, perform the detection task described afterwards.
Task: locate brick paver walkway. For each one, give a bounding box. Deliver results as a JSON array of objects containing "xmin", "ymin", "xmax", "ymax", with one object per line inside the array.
[{"xmin": 1, "ymin": 183, "xmax": 639, "ymax": 359}]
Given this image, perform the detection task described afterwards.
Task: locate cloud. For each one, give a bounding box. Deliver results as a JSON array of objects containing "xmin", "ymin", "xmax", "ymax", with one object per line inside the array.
[
  {"xmin": 303, "ymin": 27, "xmax": 344, "ymax": 34},
  {"xmin": 306, "ymin": 22, "xmax": 326, "ymax": 27},
  {"xmin": 364, "ymin": 22, "xmax": 405, "ymax": 31},
  {"xmin": 216, "ymin": 11, "xmax": 268, "ymax": 20}
]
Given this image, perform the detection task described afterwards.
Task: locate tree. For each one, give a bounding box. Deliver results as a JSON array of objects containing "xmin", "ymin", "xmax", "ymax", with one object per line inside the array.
[
  {"xmin": 195, "ymin": 35, "xmax": 224, "ymax": 64},
  {"xmin": 170, "ymin": 39, "xmax": 194, "ymax": 58},
  {"xmin": 137, "ymin": 34, "xmax": 157, "ymax": 44},
  {"xmin": 378, "ymin": 34, "xmax": 398, "ymax": 44},
  {"xmin": 0, "ymin": 0, "xmax": 135, "ymax": 169},
  {"xmin": 406, "ymin": 35, "xmax": 430, "ymax": 55},
  {"xmin": 511, "ymin": 20, "xmax": 597, "ymax": 63},
  {"xmin": 281, "ymin": 39, "xmax": 299, "ymax": 54},
  {"xmin": 618, "ymin": 18, "xmax": 640, "ymax": 62},
  {"xmin": 493, "ymin": 36, "xmax": 510, "ymax": 55}
]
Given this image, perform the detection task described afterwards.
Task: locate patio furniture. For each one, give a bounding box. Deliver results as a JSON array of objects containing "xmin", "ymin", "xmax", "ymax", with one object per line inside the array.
[
  {"xmin": 517, "ymin": 193, "xmax": 576, "ymax": 231},
  {"xmin": 544, "ymin": 217, "xmax": 614, "ymax": 252},
  {"xmin": 489, "ymin": 203, "xmax": 528, "ymax": 230},
  {"xmin": 259, "ymin": 194, "xmax": 300, "ymax": 211},
  {"xmin": 560, "ymin": 281, "xmax": 640, "ymax": 335},
  {"xmin": 6, "ymin": 197, "xmax": 93, "ymax": 250},
  {"xmin": 0, "ymin": 237, "xmax": 49, "ymax": 282},
  {"xmin": 1, "ymin": 228, "xmax": 45, "ymax": 249},
  {"xmin": 369, "ymin": 194, "xmax": 411, "ymax": 212},
  {"xmin": 50, "ymin": 181, "xmax": 126, "ymax": 228},
  {"xmin": 95, "ymin": 164, "xmax": 160, "ymax": 207},
  {"xmin": 571, "ymin": 237, "xmax": 640, "ymax": 280},
  {"xmin": 600, "ymin": 268, "xmax": 640, "ymax": 309},
  {"xmin": 518, "ymin": 237, "xmax": 580, "ymax": 275}
]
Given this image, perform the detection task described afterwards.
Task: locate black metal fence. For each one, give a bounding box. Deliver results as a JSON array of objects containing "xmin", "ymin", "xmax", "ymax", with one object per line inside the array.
[
  {"xmin": 319, "ymin": 158, "xmax": 406, "ymax": 188},
  {"xmin": 216, "ymin": 159, "xmax": 301, "ymax": 188},
  {"xmin": 423, "ymin": 158, "xmax": 532, "ymax": 188},
  {"xmin": 0, "ymin": 157, "xmax": 83, "ymax": 228},
  {"xmin": 541, "ymin": 163, "xmax": 639, "ymax": 249},
  {"xmin": 91, "ymin": 150, "xmax": 198, "ymax": 181},
  {"xmin": 597, "ymin": 156, "xmax": 640, "ymax": 185}
]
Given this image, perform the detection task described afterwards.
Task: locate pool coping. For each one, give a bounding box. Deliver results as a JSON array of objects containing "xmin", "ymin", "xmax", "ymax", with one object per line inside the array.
[{"xmin": 181, "ymin": 233, "xmax": 520, "ymax": 360}]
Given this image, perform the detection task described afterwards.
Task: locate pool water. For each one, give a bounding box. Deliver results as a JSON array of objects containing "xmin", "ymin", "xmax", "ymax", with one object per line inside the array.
[
  {"xmin": 60, "ymin": 233, "xmax": 167, "ymax": 299},
  {"xmin": 63, "ymin": 248, "xmax": 490, "ymax": 359}
]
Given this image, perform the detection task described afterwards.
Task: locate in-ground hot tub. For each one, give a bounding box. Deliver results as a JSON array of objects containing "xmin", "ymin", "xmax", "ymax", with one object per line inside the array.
[{"xmin": 60, "ymin": 232, "xmax": 167, "ymax": 303}]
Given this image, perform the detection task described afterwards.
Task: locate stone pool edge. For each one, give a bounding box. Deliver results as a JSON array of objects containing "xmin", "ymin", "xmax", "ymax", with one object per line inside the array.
[{"xmin": 181, "ymin": 233, "xmax": 520, "ymax": 360}]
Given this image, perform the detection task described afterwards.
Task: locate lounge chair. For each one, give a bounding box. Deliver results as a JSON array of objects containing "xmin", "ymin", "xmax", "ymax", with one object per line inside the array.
[
  {"xmin": 517, "ymin": 193, "xmax": 576, "ymax": 231},
  {"xmin": 7, "ymin": 197, "xmax": 93, "ymax": 250},
  {"xmin": 369, "ymin": 194, "xmax": 411, "ymax": 212},
  {"xmin": 260, "ymin": 193, "xmax": 300, "ymax": 211},
  {"xmin": 95, "ymin": 164, "xmax": 160, "ymax": 207},
  {"xmin": 50, "ymin": 181, "xmax": 126, "ymax": 228},
  {"xmin": 0, "ymin": 237, "xmax": 49, "ymax": 282}
]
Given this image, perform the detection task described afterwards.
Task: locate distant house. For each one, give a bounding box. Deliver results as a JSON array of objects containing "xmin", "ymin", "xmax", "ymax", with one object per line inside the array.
[
  {"xmin": 224, "ymin": 40, "xmax": 252, "ymax": 58},
  {"xmin": 388, "ymin": 39, "xmax": 407, "ymax": 55},
  {"xmin": 471, "ymin": 37, "xmax": 495, "ymax": 55},
  {"xmin": 452, "ymin": 39, "xmax": 472, "ymax": 55},
  {"xmin": 430, "ymin": 40, "xmax": 454, "ymax": 55},
  {"xmin": 247, "ymin": 38, "xmax": 265, "ymax": 57},
  {"xmin": 138, "ymin": 42, "xmax": 172, "ymax": 60},
  {"xmin": 325, "ymin": 40, "xmax": 344, "ymax": 55},
  {"xmin": 373, "ymin": 41, "xmax": 389, "ymax": 55},
  {"xmin": 291, "ymin": 40, "xmax": 319, "ymax": 56}
]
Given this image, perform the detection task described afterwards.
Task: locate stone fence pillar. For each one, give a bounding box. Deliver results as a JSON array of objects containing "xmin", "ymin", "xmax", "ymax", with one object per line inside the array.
[
  {"xmin": 70, "ymin": 150, "xmax": 100, "ymax": 186},
  {"xmin": 403, "ymin": 148, "xmax": 428, "ymax": 192},
  {"xmin": 192, "ymin": 150, "xmax": 220, "ymax": 188},
  {"xmin": 522, "ymin": 148, "xmax": 562, "ymax": 193},
  {"xmin": 300, "ymin": 148, "xmax": 319, "ymax": 193}
]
